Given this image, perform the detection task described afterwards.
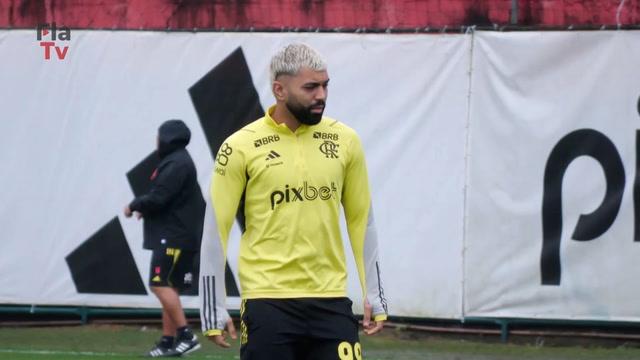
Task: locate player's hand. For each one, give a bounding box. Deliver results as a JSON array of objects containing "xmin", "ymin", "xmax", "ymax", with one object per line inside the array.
[
  {"xmin": 206, "ymin": 317, "xmax": 237, "ymax": 348},
  {"xmin": 363, "ymin": 298, "xmax": 384, "ymax": 335},
  {"xmin": 123, "ymin": 205, "xmax": 133, "ymax": 218}
]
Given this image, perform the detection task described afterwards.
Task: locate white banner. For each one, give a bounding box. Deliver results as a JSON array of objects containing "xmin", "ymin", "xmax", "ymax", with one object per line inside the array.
[
  {"xmin": 12, "ymin": 29, "xmax": 639, "ymax": 322},
  {"xmin": 0, "ymin": 30, "xmax": 469, "ymax": 317},
  {"xmin": 465, "ymin": 31, "xmax": 640, "ymax": 321}
]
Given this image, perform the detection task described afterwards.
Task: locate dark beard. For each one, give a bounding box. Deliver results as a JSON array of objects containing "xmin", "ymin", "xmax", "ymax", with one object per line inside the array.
[{"xmin": 286, "ymin": 99, "xmax": 325, "ymax": 125}]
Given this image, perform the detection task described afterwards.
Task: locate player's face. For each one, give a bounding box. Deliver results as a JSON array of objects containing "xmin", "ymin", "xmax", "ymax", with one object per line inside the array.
[{"xmin": 285, "ymin": 67, "xmax": 329, "ymax": 125}]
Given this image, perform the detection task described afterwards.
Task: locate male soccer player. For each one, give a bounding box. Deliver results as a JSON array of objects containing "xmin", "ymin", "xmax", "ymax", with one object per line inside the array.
[
  {"xmin": 199, "ymin": 43, "xmax": 388, "ymax": 360},
  {"xmin": 125, "ymin": 119, "xmax": 205, "ymax": 357}
]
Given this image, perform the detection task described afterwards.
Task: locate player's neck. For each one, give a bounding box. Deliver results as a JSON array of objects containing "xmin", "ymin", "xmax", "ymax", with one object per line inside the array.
[{"xmin": 272, "ymin": 104, "xmax": 301, "ymax": 133}]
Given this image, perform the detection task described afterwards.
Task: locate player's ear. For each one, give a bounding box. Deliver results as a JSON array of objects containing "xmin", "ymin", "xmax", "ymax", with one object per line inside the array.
[{"xmin": 272, "ymin": 80, "xmax": 286, "ymax": 101}]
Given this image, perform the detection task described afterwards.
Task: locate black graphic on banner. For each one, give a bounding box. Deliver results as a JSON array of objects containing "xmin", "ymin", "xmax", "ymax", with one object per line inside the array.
[
  {"xmin": 541, "ymin": 129, "xmax": 625, "ymax": 285},
  {"xmin": 68, "ymin": 47, "xmax": 262, "ymax": 297},
  {"xmin": 541, "ymin": 96, "xmax": 640, "ymax": 286},
  {"xmin": 66, "ymin": 217, "xmax": 147, "ymax": 294},
  {"xmin": 124, "ymin": 152, "xmax": 239, "ymax": 296},
  {"xmin": 189, "ymin": 47, "xmax": 264, "ymax": 162},
  {"xmin": 189, "ymin": 47, "xmax": 264, "ymax": 296},
  {"xmin": 126, "ymin": 151, "xmax": 159, "ymax": 199}
]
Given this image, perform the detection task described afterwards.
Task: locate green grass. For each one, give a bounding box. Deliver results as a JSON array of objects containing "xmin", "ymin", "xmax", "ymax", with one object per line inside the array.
[{"xmin": 1, "ymin": 325, "xmax": 640, "ymax": 360}]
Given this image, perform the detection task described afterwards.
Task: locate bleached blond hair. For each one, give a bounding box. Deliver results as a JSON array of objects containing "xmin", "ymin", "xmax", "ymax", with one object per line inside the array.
[{"xmin": 270, "ymin": 43, "xmax": 327, "ymax": 83}]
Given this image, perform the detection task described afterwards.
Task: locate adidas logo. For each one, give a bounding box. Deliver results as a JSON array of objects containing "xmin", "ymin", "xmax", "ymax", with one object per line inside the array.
[
  {"xmin": 265, "ymin": 150, "xmax": 281, "ymax": 161},
  {"xmin": 152, "ymin": 275, "xmax": 161, "ymax": 282}
]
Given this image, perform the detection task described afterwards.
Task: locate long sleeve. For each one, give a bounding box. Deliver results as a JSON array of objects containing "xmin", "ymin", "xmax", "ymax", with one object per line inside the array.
[
  {"xmin": 342, "ymin": 134, "xmax": 388, "ymax": 321},
  {"xmin": 129, "ymin": 160, "xmax": 187, "ymax": 214},
  {"xmin": 199, "ymin": 141, "xmax": 247, "ymax": 335}
]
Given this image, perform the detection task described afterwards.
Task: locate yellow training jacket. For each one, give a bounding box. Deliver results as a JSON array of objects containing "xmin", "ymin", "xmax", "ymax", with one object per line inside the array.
[{"xmin": 199, "ymin": 106, "xmax": 387, "ymax": 335}]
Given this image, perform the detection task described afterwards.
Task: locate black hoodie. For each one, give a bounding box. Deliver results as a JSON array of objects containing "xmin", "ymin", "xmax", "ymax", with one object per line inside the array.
[{"xmin": 129, "ymin": 120, "xmax": 205, "ymax": 250}]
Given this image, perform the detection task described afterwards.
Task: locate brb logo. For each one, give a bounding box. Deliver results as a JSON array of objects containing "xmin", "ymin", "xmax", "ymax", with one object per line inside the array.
[
  {"xmin": 270, "ymin": 182, "xmax": 337, "ymax": 210},
  {"xmin": 37, "ymin": 22, "xmax": 71, "ymax": 60},
  {"xmin": 540, "ymin": 95, "xmax": 640, "ymax": 285},
  {"xmin": 254, "ymin": 135, "xmax": 280, "ymax": 148},
  {"xmin": 313, "ymin": 132, "xmax": 339, "ymax": 141}
]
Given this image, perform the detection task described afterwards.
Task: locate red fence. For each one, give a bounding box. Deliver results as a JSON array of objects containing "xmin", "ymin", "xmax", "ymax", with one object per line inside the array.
[{"xmin": 0, "ymin": 0, "xmax": 638, "ymax": 29}]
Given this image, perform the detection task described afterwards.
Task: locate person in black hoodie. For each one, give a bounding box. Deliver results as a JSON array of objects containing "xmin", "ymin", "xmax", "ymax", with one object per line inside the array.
[{"xmin": 124, "ymin": 119, "xmax": 205, "ymax": 357}]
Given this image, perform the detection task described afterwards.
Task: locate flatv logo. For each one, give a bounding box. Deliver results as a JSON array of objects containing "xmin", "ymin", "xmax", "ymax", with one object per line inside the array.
[{"xmin": 37, "ymin": 22, "xmax": 70, "ymax": 60}]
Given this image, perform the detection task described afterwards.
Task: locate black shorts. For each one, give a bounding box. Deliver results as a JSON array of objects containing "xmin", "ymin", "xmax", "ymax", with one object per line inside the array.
[
  {"xmin": 240, "ymin": 297, "xmax": 361, "ymax": 360},
  {"xmin": 148, "ymin": 248, "xmax": 195, "ymax": 290}
]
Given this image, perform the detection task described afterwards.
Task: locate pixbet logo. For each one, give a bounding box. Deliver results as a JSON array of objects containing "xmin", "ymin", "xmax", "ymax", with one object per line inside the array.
[
  {"xmin": 37, "ymin": 22, "xmax": 71, "ymax": 60},
  {"xmin": 540, "ymin": 95, "xmax": 640, "ymax": 285},
  {"xmin": 270, "ymin": 182, "xmax": 337, "ymax": 210}
]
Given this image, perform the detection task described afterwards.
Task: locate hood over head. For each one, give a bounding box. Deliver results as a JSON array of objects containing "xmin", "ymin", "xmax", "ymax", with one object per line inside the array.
[{"xmin": 157, "ymin": 119, "xmax": 191, "ymax": 157}]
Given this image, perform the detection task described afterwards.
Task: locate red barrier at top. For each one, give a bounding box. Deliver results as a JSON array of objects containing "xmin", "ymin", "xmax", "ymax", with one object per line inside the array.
[{"xmin": 0, "ymin": 0, "xmax": 638, "ymax": 29}]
